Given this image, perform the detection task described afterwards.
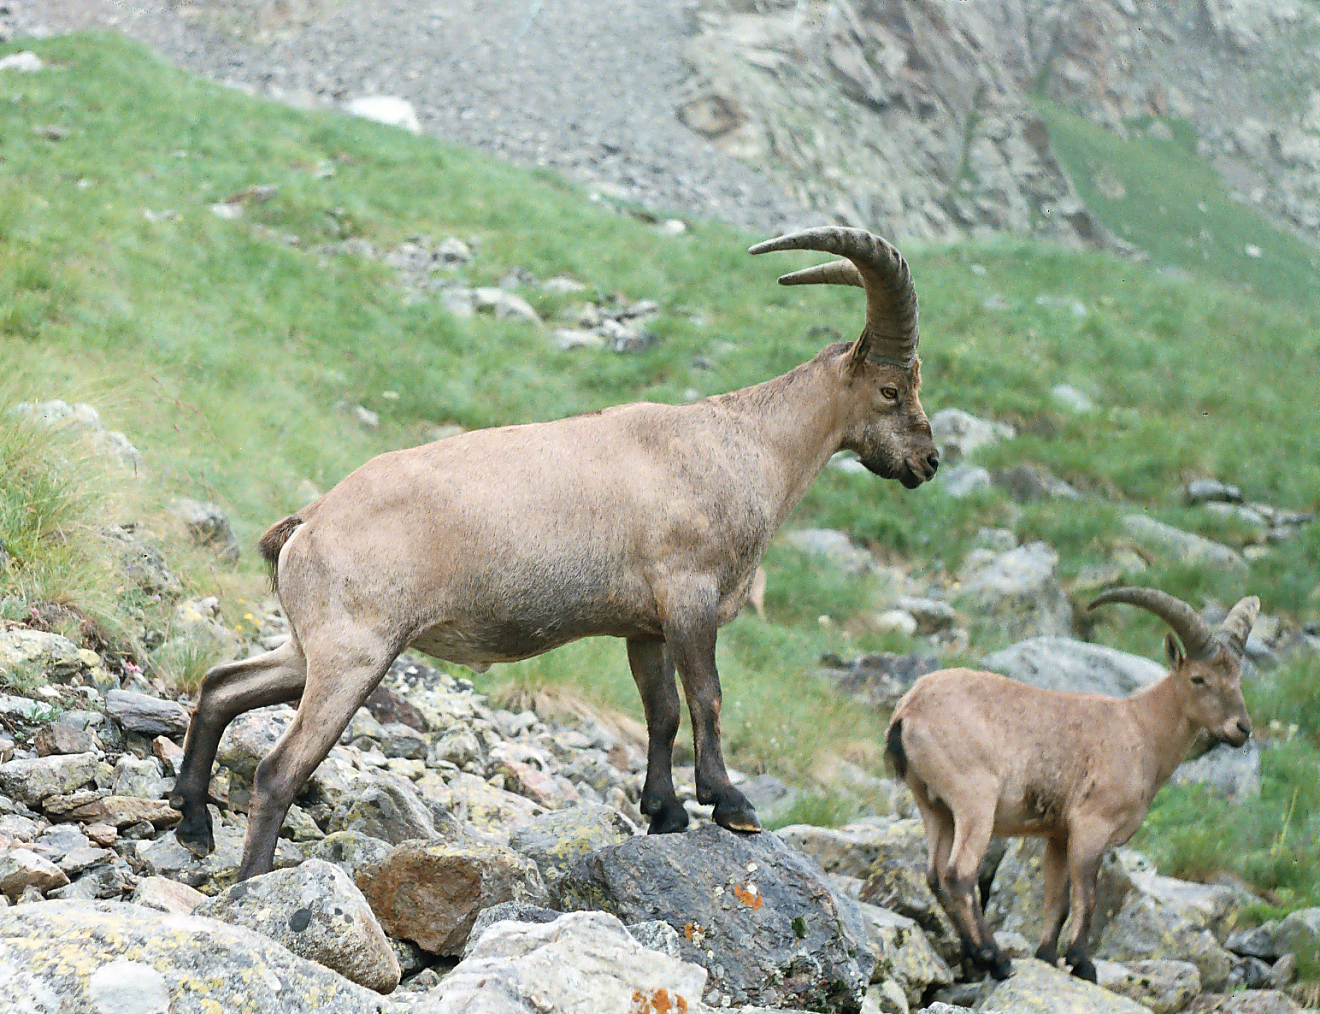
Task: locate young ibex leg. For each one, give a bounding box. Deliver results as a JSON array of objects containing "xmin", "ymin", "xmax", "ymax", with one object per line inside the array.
[
  {"xmin": 913, "ymin": 789, "xmax": 958, "ymax": 923},
  {"xmin": 171, "ymin": 640, "xmax": 307, "ymax": 857},
  {"xmin": 626, "ymin": 638, "xmax": 689, "ymax": 834},
  {"xmin": 663, "ymin": 593, "xmax": 758, "ymax": 833},
  {"xmin": 237, "ymin": 631, "xmax": 394, "ymax": 880},
  {"xmin": 944, "ymin": 797, "xmax": 1012, "ymax": 979},
  {"xmin": 1063, "ymin": 826, "xmax": 1106, "ymax": 982},
  {"xmin": 1034, "ymin": 836, "xmax": 1070, "ymax": 966}
]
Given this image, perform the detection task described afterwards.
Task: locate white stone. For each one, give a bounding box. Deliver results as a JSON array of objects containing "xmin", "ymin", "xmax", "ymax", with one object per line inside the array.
[
  {"xmin": 429, "ymin": 910, "xmax": 706, "ymax": 1014},
  {"xmin": 0, "ymin": 52, "xmax": 43, "ymax": 73},
  {"xmin": 88, "ymin": 960, "xmax": 169, "ymax": 1014},
  {"xmin": 345, "ymin": 95, "xmax": 421, "ymax": 134},
  {"xmin": 929, "ymin": 408, "xmax": 1014, "ymax": 463}
]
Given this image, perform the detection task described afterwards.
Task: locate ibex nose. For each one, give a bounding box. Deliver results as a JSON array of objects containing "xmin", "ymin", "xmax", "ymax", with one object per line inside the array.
[
  {"xmin": 1237, "ymin": 719, "xmax": 1252, "ymax": 740},
  {"xmin": 925, "ymin": 451, "xmax": 940, "ymax": 475}
]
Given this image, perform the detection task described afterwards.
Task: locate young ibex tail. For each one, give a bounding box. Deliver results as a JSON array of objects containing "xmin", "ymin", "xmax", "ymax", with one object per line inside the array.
[
  {"xmin": 171, "ymin": 227, "xmax": 942, "ymax": 881},
  {"xmin": 887, "ymin": 586, "xmax": 1258, "ymax": 982}
]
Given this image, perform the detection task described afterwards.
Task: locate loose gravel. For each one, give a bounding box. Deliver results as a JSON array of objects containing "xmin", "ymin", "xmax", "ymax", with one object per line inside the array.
[{"xmin": 12, "ymin": 0, "xmax": 800, "ymax": 234}]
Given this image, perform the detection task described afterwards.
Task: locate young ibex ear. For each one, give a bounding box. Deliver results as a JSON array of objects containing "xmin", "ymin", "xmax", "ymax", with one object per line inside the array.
[{"xmin": 1164, "ymin": 632, "xmax": 1185, "ymax": 666}]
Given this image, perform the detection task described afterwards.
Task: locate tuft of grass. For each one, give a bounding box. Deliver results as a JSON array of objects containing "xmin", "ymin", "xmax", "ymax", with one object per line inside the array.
[
  {"xmin": 765, "ymin": 790, "xmax": 861, "ymax": 832},
  {"xmin": 150, "ymin": 636, "xmax": 226, "ymax": 696}
]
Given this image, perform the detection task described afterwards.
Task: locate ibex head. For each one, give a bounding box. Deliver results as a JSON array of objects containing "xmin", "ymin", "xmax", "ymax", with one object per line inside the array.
[
  {"xmin": 1089, "ymin": 587, "xmax": 1259, "ymax": 747},
  {"xmin": 750, "ymin": 227, "xmax": 939, "ymax": 488}
]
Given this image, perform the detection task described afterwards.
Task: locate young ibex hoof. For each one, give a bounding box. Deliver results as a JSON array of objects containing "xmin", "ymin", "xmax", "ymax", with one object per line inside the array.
[
  {"xmin": 646, "ymin": 801, "xmax": 691, "ymax": 835},
  {"xmin": 1069, "ymin": 957, "xmax": 1098, "ymax": 983},
  {"xmin": 971, "ymin": 946, "xmax": 1013, "ymax": 980}
]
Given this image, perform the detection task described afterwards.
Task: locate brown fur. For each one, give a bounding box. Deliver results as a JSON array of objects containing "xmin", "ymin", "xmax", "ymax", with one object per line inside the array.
[
  {"xmin": 170, "ymin": 241, "xmax": 942, "ymax": 881},
  {"xmin": 256, "ymin": 515, "xmax": 303, "ymax": 590},
  {"xmin": 888, "ymin": 600, "xmax": 1257, "ymax": 983}
]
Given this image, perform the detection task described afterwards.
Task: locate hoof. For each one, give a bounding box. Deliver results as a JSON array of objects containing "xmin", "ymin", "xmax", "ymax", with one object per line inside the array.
[
  {"xmin": 1033, "ymin": 945, "xmax": 1058, "ymax": 966},
  {"xmin": 173, "ymin": 808, "xmax": 214, "ymax": 858},
  {"xmin": 988, "ymin": 953, "xmax": 1014, "ymax": 980},
  {"xmin": 644, "ymin": 799, "xmax": 691, "ymax": 835},
  {"xmin": 1069, "ymin": 958, "xmax": 1097, "ymax": 983},
  {"xmin": 713, "ymin": 803, "xmax": 761, "ymax": 834}
]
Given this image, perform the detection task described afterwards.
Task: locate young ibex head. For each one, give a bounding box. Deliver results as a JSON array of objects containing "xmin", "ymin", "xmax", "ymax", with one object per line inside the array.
[
  {"xmin": 750, "ymin": 227, "xmax": 939, "ymax": 488},
  {"xmin": 1089, "ymin": 587, "xmax": 1259, "ymax": 747}
]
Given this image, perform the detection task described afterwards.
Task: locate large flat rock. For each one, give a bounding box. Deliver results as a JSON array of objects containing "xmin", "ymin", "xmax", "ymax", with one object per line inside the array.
[{"xmin": 559, "ymin": 822, "xmax": 873, "ymax": 1012}]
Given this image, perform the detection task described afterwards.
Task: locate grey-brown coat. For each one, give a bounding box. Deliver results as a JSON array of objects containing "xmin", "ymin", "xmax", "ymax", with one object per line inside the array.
[
  {"xmin": 886, "ymin": 587, "xmax": 1259, "ymax": 982},
  {"xmin": 170, "ymin": 227, "xmax": 942, "ymax": 880}
]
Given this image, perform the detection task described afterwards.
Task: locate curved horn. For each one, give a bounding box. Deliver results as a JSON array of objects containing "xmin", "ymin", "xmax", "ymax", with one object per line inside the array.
[
  {"xmin": 1218, "ymin": 595, "xmax": 1260, "ymax": 648},
  {"xmin": 749, "ymin": 226, "xmax": 919, "ymax": 368},
  {"xmin": 1088, "ymin": 586, "xmax": 1213, "ymax": 658}
]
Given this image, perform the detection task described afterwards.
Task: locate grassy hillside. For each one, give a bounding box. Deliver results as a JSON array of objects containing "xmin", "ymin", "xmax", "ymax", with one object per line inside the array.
[{"xmin": 2, "ymin": 33, "xmax": 1319, "ymax": 924}]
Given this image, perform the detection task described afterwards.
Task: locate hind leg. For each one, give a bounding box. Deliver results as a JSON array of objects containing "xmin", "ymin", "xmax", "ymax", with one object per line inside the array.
[
  {"xmin": 171, "ymin": 639, "xmax": 307, "ymax": 856},
  {"xmin": 911, "ymin": 781, "xmax": 956, "ymax": 914},
  {"xmin": 943, "ymin": 788, "xmax": 1011, "ymax": 979},
  {"xmin": 627, "ymin": 638, "xmax": 689, "ymax": 834},
  {"xmin": 237, "ymin": 628, "xmax": 395, "ymax": 879}
]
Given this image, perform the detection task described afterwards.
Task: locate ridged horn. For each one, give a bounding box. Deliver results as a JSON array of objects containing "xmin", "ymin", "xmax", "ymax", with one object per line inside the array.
[
  {"xmin": 1218, "ymin": 595, "xmax": 1260, "ymax": 648},
  {"xmin": 1088, "ymin": 586, "xmax": 1213, "ymax": 658},
  {"xmin": 749, "ymin": 226, "xmax": 919, "ymax": 368}
]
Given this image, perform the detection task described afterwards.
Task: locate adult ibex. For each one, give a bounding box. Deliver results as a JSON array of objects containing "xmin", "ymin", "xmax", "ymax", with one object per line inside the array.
[
  {"xmin": 886, "ymin": 587, "xmax": 1259, "ymax": 982},
  {"xmin": 172, "ymin": 227, "xmax": 941, "ymax": 879}
]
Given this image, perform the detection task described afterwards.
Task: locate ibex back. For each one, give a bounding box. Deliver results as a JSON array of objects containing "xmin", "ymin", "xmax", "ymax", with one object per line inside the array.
[{"xmin": 171, "ymin": 227, "xmax": 941, "ymax": 879}]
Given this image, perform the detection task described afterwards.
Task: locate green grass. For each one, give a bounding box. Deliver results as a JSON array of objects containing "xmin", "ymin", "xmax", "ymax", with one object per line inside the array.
[
  {"xmin": 2, "ymin": 32, "xmax": 1320, "ymax": 918},
  {"xmin": 1037, "ymin": 100, "xmax": 1320, "ymax": 304}
]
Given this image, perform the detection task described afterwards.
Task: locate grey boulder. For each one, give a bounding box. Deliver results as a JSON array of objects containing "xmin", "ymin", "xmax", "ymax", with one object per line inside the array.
[
  {"xmin": 559, "ymin": 822, "xmax": 873, "ymax": 1012},
  {"xmin": 982, "ymin": 637, "xmax": 1166, "ymax": 697},
  {"xmin": 196, "ymin": 858, "xmax": 400, "ymax": 994},
  {"xmin": 0, "ymin": 900, "xmax": 392, "ymax": 1013},
  {"xmin": 419, "ymin": 910, "xmax": 707, "ymax": 1014}
]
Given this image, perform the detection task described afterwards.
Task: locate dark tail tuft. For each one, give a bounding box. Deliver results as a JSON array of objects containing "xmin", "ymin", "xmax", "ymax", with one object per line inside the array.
[
  {"xmin": 885, "ymin": 719, "xmax": 907, "ymax": 779},
  {"xmin": 256, "ymin": 515, "xmax": 302, "ymax": 591}
]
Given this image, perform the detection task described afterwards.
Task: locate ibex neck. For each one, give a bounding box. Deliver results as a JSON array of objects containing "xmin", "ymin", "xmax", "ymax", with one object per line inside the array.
[
  {"xmin": 1128, "ymin": 672, "xmax": 1199, "ymax": 791},
  {"xmin": 714, "ymin": 358, "xmax": 846, "ymax": 525}
]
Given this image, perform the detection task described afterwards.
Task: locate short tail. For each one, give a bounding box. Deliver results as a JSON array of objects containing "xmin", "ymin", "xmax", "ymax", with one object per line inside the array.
[
  {"xmin": 885, "ymin": 719, "xmax": 907, "ymax": 780},
  {"xmin": 256, "ymin": 515, "xmax": 302, "ymax": 591}
]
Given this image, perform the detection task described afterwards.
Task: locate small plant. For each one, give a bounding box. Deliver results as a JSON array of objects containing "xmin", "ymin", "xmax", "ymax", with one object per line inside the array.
[{"xmin": 765, "ymin": 790, "xmax": 860, "ymax": 831}]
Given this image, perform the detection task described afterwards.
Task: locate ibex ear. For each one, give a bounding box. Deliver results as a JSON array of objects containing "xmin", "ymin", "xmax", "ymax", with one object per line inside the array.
[{"xmin": 1164, "ymin": 632, "xmax": 1185, "ymax": 666}]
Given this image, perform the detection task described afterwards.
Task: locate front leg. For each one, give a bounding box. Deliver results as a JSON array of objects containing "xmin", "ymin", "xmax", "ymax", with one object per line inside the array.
[
  {"xmin": 662, "ymin": 586, "xmax": 760, "ymax": 833},
  {"xmin": 1063, "ymin": 827, "xmax": 1106, "ymax": 983},
  {"xmin": 626, "ymin": 638, "xmax": 689, "ymax": 834},
  {"xmin": 1034, "ymin": 836, "xmax": 1070, "ymax": 966}
]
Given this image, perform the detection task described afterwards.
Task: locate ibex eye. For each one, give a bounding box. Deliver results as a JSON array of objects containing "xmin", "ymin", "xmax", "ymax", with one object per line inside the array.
[
  {"xmin": 881, "ymin": 387, "xmax": 899, "ymax": 400},
  {"xmin": 1190, "ymin": 675, "xmax": 1207, "ymax": 686}
]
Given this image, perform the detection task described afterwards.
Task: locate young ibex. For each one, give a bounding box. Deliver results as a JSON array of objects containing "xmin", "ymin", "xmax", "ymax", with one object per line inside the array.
[
  {"xmin": 172, "ymin": 227, "xmax": 942, "ymax": 880},
  {"xmin": 886, "ymin": 587, "xmax": 1258, "ymax": 982}
]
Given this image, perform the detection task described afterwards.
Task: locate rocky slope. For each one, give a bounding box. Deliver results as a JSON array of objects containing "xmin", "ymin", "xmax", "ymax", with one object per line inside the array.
[
  {"xmin": 2, "ymin": 400, "xmax": 1318, "ymax": 1012},
  {"xmin": 10, "ymin": 0, "xmax": 1320, "ymax": 248},
  {"xmin": 681, "ymin": 0, "xmax": 1320, "ymax": 247}
]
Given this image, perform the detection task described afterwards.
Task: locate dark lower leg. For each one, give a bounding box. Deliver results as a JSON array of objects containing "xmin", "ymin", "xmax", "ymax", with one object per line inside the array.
[
  {"xmin": 1064, "ymin": 852, "xmax": 1101, "ymax": 982},
  {"xmin": 1035, "ymin": 838, "xmax": 1070, "ymax": 966},
  {"xmin": 172, "ymin": 648, "xmax": 305, "ymax": 856},
  {"xmin": 666, "ymin": 616, "xmax": 758, "ymax": 833},
  {"xmin": 627, "ymin": 638, "xmax": 688, "ymax": 834}
]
